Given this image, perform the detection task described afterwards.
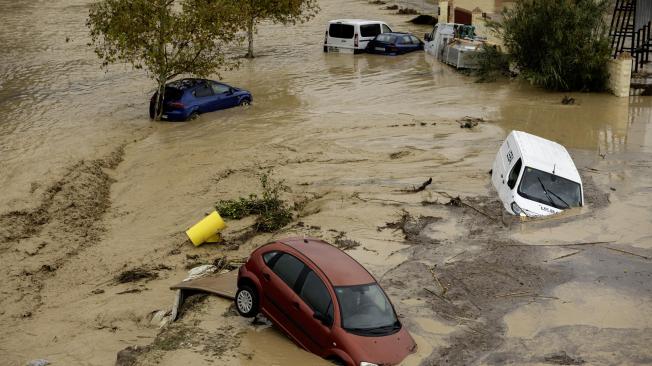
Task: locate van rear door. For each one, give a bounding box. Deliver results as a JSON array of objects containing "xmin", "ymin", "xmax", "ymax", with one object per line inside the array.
[{"xmin": 327, "ymin": 23, "xmax": 355, "ymax": 51}]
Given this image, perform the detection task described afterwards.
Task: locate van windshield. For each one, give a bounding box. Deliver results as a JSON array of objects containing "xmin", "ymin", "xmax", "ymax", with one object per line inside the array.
[
  {"xmin": 335, "ymin": 283, "xmax": 400, "ymax": 336},
  {"xmin": 329, "ymin": 23, "xmax": 354, "ymax": 39},
  {"xmin": 517, "ymin": 167, "xmax": 582, "ymax": 209}
]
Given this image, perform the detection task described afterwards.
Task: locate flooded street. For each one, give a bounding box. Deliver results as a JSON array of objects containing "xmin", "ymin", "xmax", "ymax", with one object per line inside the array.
[{"xmin": 1, "ymin": 0, "xmax": 651, "ymax": 365}]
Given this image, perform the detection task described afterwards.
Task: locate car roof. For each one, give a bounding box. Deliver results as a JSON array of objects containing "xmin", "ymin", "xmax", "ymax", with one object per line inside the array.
[
  {"xmin": 329, "ymin": 19, "xmax": 386, "ymax": 25},
  {"xmin": 278, "ymin": 237, "xmax": 375, "ymax": 287},
  {"xmin": 510, "ymin": 131, "xmax": 582, "ymax": 183},
  {"xmin": 380, "ymin": 32, "xmax": 411, "ymax": 36},
  {"xmin": 167, "ymin": 78, "xmax": 215, "ymax": 90}
]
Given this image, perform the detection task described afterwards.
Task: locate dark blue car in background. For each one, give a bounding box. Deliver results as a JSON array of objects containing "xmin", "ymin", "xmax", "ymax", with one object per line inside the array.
[
  {"xmin": 149, "ymin": 78, "xmax": 252, "ymax": 121},
  {"xmin": 365, "ymin": 32, "xmax": 424, "ymax": 55}
]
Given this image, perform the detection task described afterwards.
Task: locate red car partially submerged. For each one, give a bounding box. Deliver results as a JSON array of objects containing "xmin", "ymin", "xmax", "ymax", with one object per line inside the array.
[{"xmin": 236, "ymin": 237, "xmax": 416, "ymax": 366}]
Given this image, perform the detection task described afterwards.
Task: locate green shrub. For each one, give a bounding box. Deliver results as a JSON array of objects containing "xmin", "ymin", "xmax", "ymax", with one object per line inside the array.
[
  {"xmin": 492, "ymin": 0, "xmax": 611, "ymax": 91},
  {"xmin": 474, "ymin": 44, "xmax": 512, "ymax": 82},
  {"xmin": 216, "ymin": 173, "xmax": 293, "ymax": 232}
]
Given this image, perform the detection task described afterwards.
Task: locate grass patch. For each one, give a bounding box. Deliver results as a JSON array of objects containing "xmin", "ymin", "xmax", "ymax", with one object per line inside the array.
[{"xmin": 216, "ymin": 173, "xmax": 293, "ymax": 232}]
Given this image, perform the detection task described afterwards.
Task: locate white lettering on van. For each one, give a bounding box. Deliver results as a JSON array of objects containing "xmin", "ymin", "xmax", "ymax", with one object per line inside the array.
[{"xmin": 540, "ymin": 205, "xmax": 555, "ymax": 213}]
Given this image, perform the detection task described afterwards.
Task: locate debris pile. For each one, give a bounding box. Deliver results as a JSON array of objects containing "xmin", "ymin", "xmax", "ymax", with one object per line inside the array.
[{"xmin": 458, "ymin": 116, "xmax": 485, "ymax": 129}]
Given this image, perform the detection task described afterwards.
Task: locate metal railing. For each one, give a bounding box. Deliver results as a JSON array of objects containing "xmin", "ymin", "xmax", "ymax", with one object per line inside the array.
[{"xmin": 632, "ymin": 20, "xmax": 651, "ymax": 72}]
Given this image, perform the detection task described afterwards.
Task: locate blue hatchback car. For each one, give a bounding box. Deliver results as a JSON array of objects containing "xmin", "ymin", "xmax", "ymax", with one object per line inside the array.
[
  {"xmin": 365, "ymin": 32, "xmax": 424, "ymax": 55},
  {"xmin": 149, "ymin": 78, "xmax": 252, "ymax": 121}
]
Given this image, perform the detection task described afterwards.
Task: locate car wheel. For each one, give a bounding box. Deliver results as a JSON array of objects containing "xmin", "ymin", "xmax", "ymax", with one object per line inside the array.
[
  {"xmin": 239, "ymin": 98, "xmax": 251, "ymax": 107},
  {"xmin": 187, "ymin": 111, "xmax": 199, "ymax": 121},
  {"xmin": 235, "ymin": 285, "xmax": 258, "ymax": 317}
]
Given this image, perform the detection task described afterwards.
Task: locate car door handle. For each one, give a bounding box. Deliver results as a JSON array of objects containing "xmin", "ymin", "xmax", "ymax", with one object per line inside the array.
[
  {"xmin": 262, "ymin": 273, "xmax": 271, "ymax": 281},
  {"xmin": 292, "ymin": 301, "xmax": 300, "ymax": 310}
]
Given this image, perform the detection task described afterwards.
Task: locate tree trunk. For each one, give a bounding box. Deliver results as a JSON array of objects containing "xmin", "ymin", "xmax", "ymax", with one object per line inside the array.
[
  {"xmin": 154, "ymin": 80, "xmax": 166, "ymax": 121},
  {"xmin": 246, "ymin": 17, "xmax": 255, "ymax": 58}
]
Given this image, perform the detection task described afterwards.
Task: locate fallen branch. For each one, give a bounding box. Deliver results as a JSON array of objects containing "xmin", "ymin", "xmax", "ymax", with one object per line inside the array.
[
  {"xmin": 401, "ymin": 177, "xmax": 432, "ymax": 193},
  {"xmin": 423, "ymin": 287, "xmax": 450, "ymax": 302},
  {"xmin": 507, "ymin": 241, "xmax": 614, "ymax": 247},
  {"xmin": 444, "ymin": 250, "xmax": 467, "ymax": 264},
  {"xmin": 602, "ymin": 246, "xmax": 651, "ymax": 260},
  {"xmin": 438, "ymin": 312, "xmax": 481, "ymax": 323},
  {"xmin": 429, "ymin": 266, "xmax": 448, "ymax": 297},
  {"xmin": 551, "ymin": 250, "xmax": 581, "ymax": 261},
  {"xmin": 495, "ymin": 292, "xmax": 559, "ymax": 300},
  {"xmin": 434, "ymin": 191, "xmax": 498, "ymax": 222},
  {"xmin": 494, "ymin": 291, "xmax": 533, "ymax": 298}
]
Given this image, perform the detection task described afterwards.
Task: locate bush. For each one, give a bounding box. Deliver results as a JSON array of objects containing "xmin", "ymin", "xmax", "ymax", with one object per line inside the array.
[
  {"xmin": 493, "ymin": 0, "xmax": 611, "ymax": 91},
  {"xmin": 474, "ymin": 44, "xmax": 512, "ymax": 82},
  {"xmin": 216, "ymin": 173, "xmax": 293, "ymax": 232}
]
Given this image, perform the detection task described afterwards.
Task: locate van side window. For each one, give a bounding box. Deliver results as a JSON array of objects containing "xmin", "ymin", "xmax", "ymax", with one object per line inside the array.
[
  {"xmin": 271, "ymin": 253, "xmax": 305, "ymax": 289},
  {"xmin": 329, "ymin": 23, "xmax": 354, "ymax": 39},
  {"xmin": 507, "ymin": 158, "xmax": 522, "ymax": 189},
  {"xmin": 299, "ymin": 270, "xmax": 333, "ymax": 324},
  {"xmin": 360, "ymin": 24, "xmax": 381, "ymax": 38},
  {"xmin": 382, "ymin": 24, "xmax": 392, "ymax": 33}
]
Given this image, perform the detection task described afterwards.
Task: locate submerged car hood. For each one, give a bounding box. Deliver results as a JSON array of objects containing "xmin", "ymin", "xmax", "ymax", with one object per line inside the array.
[{"xmin": 345, "ymin": 327, "xmax": 416, "ymax": 365}]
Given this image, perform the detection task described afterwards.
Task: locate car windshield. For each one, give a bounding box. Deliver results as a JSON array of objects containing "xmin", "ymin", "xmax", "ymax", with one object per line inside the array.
[
  {"xmin": 335, "ymin": 283, "xmax": 399, "ymax": 336},
  {"xmin": 517, "ymin": 166, "xmax": 582, "ymax": 209}
]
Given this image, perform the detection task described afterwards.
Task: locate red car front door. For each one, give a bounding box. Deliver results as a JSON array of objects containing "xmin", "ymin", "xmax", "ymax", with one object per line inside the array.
[
  {"xmin": 291, "ymin": 268, "xmax": 336, "ymax": 356},
  {"xmin": 261, "ymin": 252, "xmax": 314, "ymax": 350}
]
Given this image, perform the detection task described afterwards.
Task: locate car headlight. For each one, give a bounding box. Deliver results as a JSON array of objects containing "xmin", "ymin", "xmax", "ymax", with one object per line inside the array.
[
  {"xmin": 511, "ymin": 201, "xmax": 525, "ymax": 216},
  {"xmin": 360, "ymin": 363, "xmax": 379, "ymax": 366}
]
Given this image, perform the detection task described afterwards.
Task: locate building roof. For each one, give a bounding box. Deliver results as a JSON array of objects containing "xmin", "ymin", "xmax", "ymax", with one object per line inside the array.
[
  {"xmin": 279, "ymin": 237, "xmax": 375, "ymax": 287},
  {"xmin": 511, "ymin": 131, "xmax": 582, "ymax": 183}
]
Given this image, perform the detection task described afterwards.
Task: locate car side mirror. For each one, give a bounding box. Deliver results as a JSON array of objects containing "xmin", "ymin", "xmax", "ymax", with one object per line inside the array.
[
  {"xmin": 226, "ymin": 88, "xmax": 234, "ymax": 95},
  {"xmin": 313, "ymin": 311, "xmax": 332, "ymax": 326}
]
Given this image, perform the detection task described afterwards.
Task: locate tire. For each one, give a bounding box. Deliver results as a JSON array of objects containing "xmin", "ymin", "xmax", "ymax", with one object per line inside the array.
[
  {"xmin": 239, "ymin": 98, "xmax": 251, "ymax": 107},
  {"xmin": 235, "ymin": 285, "xmax": 259, "ymax": 317},
  {"xmin": 187, "ymin": 111, "xmax": 199, "ymax": 121}
]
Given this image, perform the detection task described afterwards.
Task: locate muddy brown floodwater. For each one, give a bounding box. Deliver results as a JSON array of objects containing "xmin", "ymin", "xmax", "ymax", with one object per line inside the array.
[{"xmin": 1, "ymin": 0, "xmax": 651, "ymax": 365}]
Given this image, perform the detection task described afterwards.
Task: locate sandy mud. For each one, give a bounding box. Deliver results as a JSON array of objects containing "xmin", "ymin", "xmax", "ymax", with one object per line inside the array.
[{"xmin": 1, "ymin": 0, "xmax": 651, "ymax": 365}]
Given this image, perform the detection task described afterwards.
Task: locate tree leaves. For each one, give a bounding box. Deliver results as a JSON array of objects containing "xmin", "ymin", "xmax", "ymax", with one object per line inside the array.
[
  {"xmin": 87, "ymin": 0, "xmax": 244, "ymax": 119},
  {"xmin": 493, "ymin": 0, "xmax": 611, "ymax": 91}
]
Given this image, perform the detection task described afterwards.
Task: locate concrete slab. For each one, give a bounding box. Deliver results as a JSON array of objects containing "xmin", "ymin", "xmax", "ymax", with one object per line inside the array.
[{"xmin": 170, "ymin": 269, "xmax": 238, "ymax": 300}]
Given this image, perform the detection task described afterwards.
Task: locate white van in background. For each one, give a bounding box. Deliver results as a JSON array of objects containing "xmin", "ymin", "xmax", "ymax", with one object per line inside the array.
[
  {"xmin": 324, "ymin": 19, "xmax": 393, "ymax": 54},
  {"xmin": 491, "ymin": 131, "xmax": 584, "ymax": 217}
]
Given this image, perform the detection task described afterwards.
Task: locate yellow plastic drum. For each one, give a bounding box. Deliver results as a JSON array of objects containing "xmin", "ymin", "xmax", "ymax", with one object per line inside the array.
[{"xmin": 186, "ymin": 211, "xmax": 227, "ymax": 246}]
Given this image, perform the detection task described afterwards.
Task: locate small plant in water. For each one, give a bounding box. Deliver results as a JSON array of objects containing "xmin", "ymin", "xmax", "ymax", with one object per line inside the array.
[{"xmin": 216, "ymin": 173, "xmax": 293, "ymax": 232}]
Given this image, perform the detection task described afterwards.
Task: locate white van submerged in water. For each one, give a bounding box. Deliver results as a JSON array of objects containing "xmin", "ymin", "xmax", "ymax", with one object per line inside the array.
[
  {"xmin": 324, "ymin": 19, "xmax": 393, "ymax": 53},
  {"xmin": 491, "ymin": 131, "xmax": 584, "ymax": 217}
]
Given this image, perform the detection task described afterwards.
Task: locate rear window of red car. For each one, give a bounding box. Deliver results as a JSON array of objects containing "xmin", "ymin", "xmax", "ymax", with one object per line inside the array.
[{"xmin": 269, "ymin": 253, "xmax": 305, "ymax": 289}]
